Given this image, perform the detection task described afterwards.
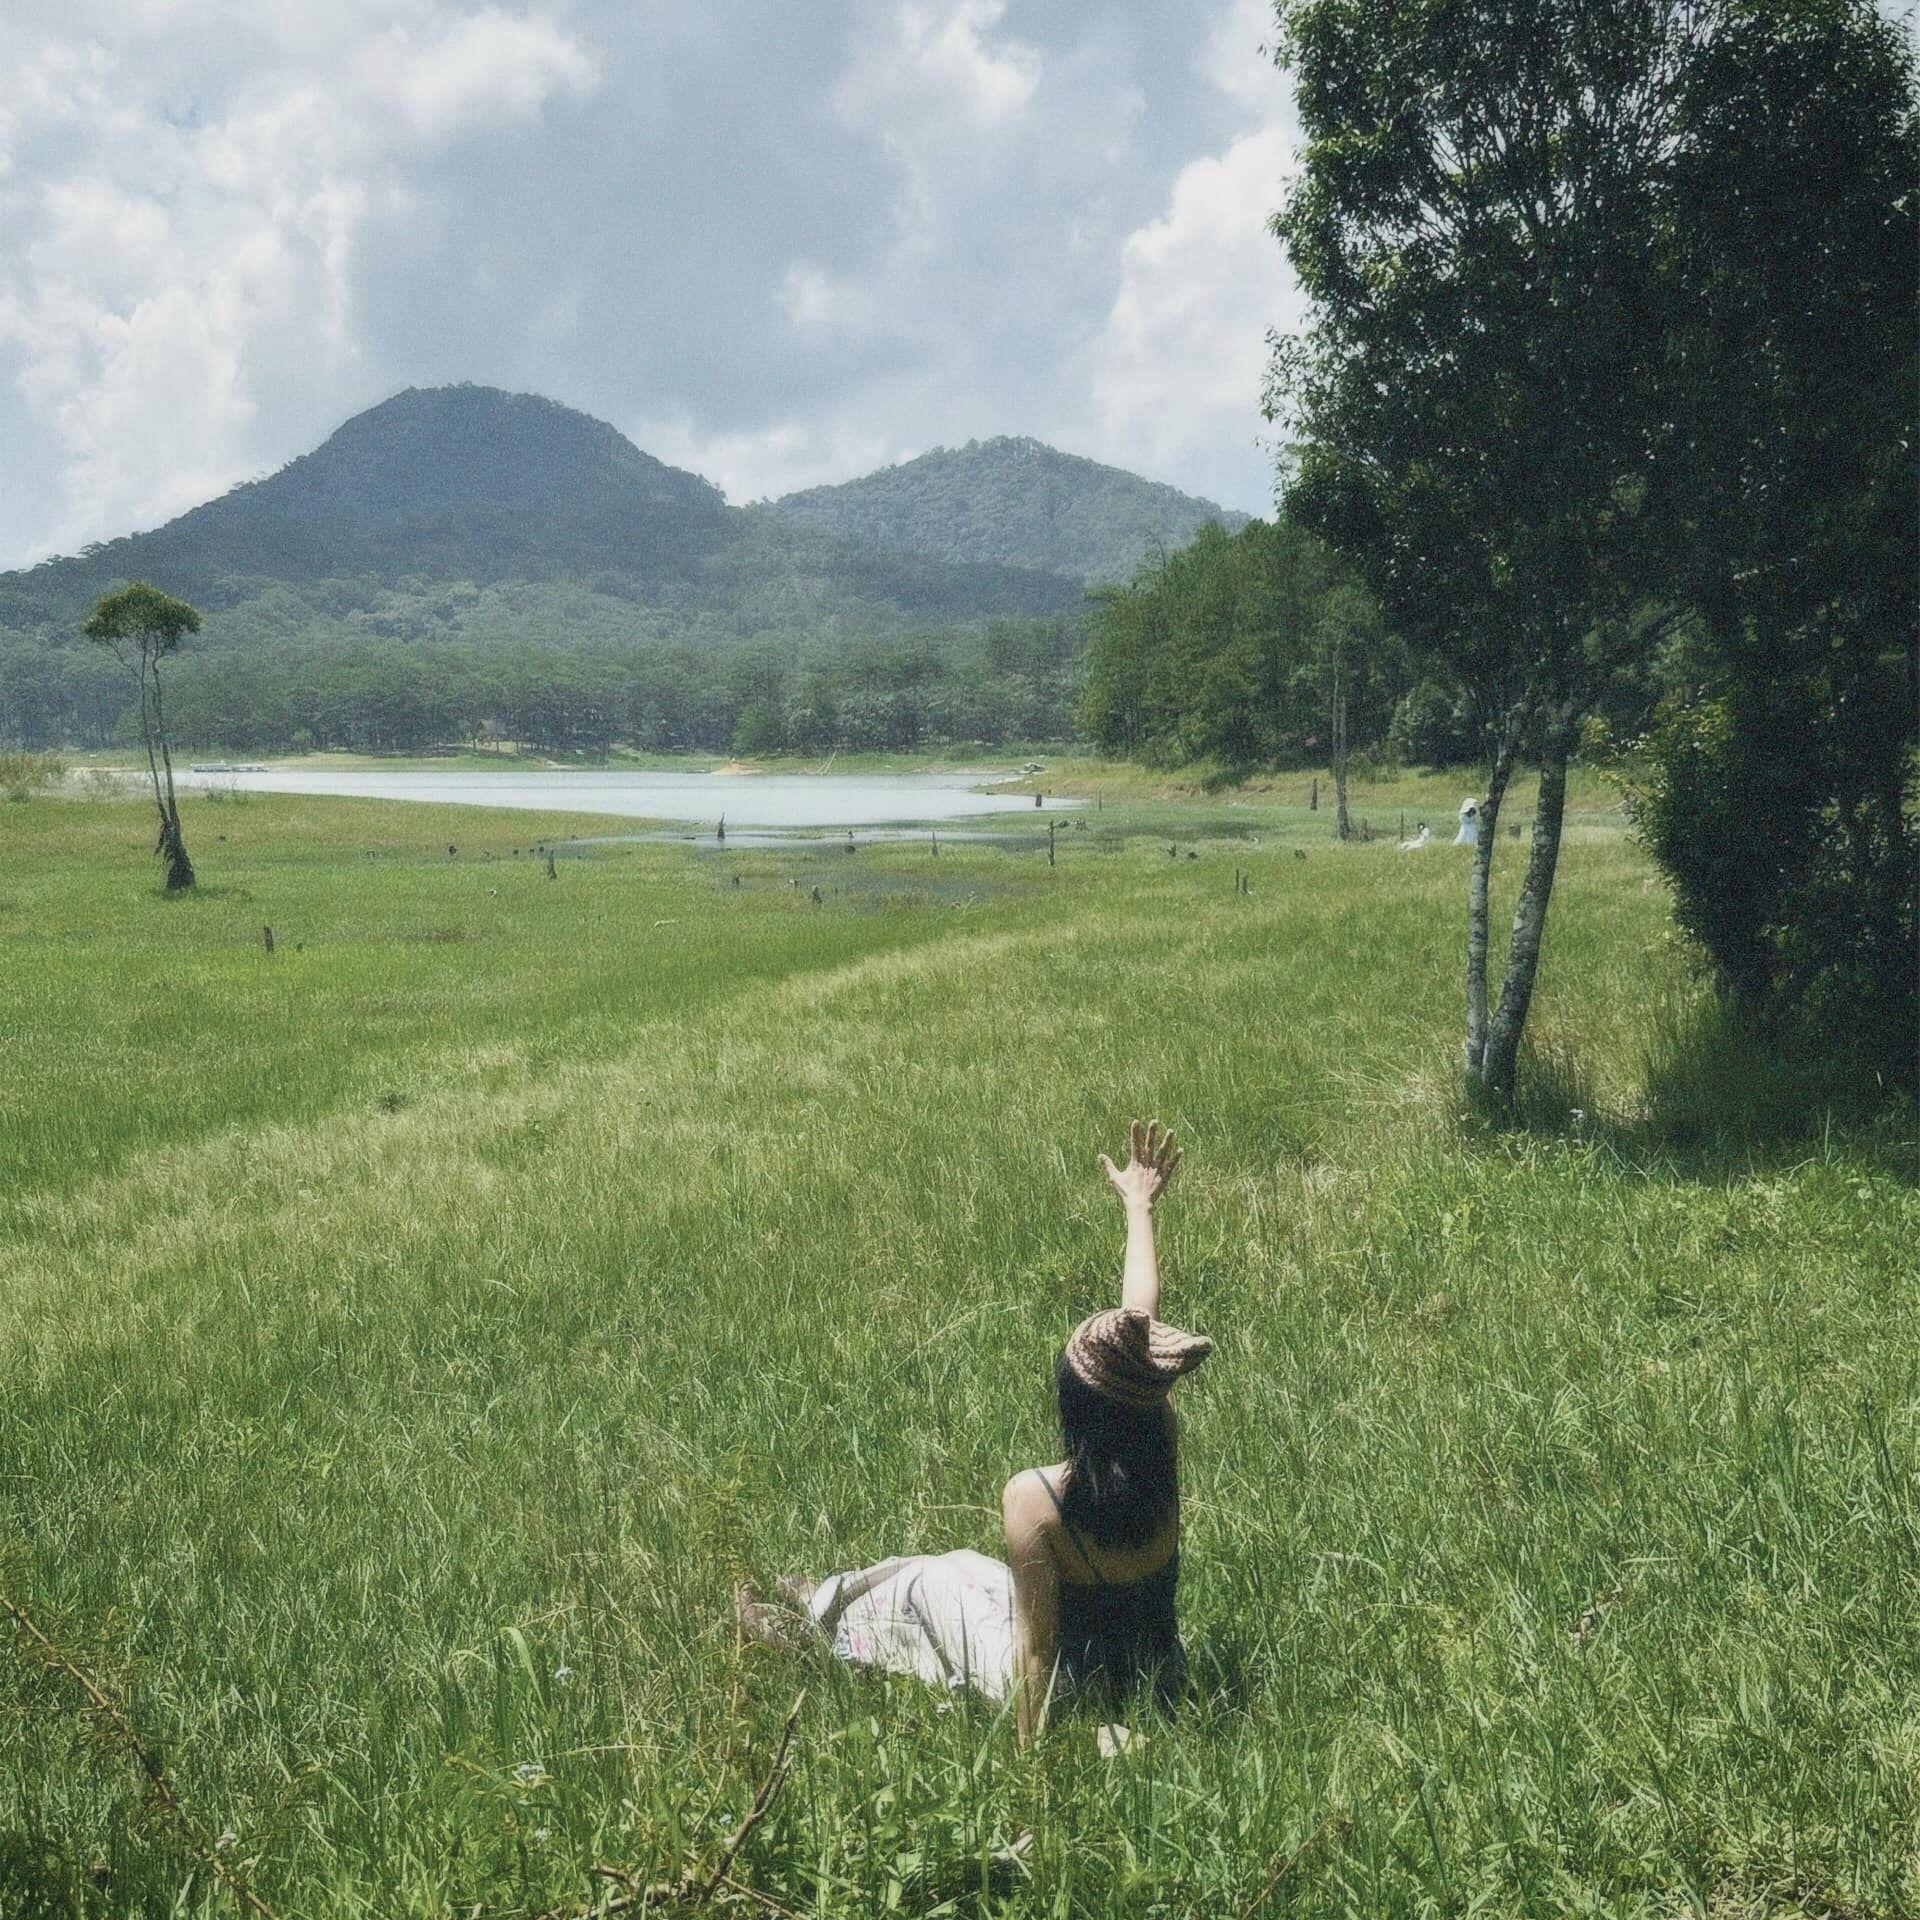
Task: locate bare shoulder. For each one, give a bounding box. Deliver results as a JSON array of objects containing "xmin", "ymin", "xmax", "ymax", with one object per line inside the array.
[{"xmin": 1000, "ymin": 1466, "xmax": 1062, "ymax": 1541}]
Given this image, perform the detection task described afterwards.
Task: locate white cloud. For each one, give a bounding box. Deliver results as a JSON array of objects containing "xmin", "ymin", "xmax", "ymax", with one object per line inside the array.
[
  {"xmin": 0, "ymin": 8, "xmax": 597, "ymax": 556},
  {"xmin": 1200, "ymin": 0, "xmax": 1280, "ymax": 111},
  {"xmin": 1081, "ymin": 0, "xmax": 1297, "ymax": 500},
  {"xmin": 779, "ymin": 261, "xmax": 874, "ymax": 334},
  {"xmin": 837, "ymin": 0, "xmax": 1040, "ymax": 130},
  {"xmin": 627, "ymin": 408, "xmax": 901, "ymax": 505},
  {"xmin": 0, "ymin": 1, "xmax": 1304, "ymax": 563},
  {"xmin": 360, "ymin": 8, "xmax": 600, "ymax": 143}
]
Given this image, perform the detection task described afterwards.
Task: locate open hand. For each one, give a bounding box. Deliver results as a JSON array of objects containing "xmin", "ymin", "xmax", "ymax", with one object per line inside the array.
[{"xmin": 1099, "ymin": 1120, "xmax": 1181, "ymax": 1212}]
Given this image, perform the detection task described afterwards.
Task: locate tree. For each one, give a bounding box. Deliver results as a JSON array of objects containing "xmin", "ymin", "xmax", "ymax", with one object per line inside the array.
[
  {"xmin": 85, "ymin": 583, "xmax": 201, "ymax": 889},
  {"xmin": 1629, "ymin": 1, "xmax": 1917, "ymax": 1063},
  {"xmin": 1270, "ymin": 0, "xmax": 1721, "ymax": 1098},
  {"xmin": 1305, "ymin": 584, "xmax": 1389, "ymax": 841},
  {"xmin": 1077, "ymin": 518, "xmax": 1401, "ymax": 770}
]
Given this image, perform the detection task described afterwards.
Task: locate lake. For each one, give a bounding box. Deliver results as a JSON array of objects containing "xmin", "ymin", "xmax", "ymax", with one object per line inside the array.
[{"xmin": 168, "ymin": 764, "xmax": 1077, "ymax": 828}]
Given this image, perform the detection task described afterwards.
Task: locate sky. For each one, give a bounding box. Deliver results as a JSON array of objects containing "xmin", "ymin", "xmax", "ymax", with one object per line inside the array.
[{"xmin": 0, "ymin": 0, "xmax": 1304, "ymax": 569}]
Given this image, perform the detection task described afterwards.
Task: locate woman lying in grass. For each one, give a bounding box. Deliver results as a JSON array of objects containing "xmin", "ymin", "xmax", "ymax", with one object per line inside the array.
[{"xmin": 739, "ymin": 1122, "xmax": 1210, "ymax": 1742}]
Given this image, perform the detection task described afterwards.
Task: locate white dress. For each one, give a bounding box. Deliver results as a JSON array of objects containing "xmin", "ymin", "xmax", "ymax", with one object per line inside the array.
[{"xmin": 808, "ymin": 1550, "xmax": 1017, "ymax": 1700}]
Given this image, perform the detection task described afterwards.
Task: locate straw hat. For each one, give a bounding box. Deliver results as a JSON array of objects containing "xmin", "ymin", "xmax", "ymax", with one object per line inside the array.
[{"xmin": 1062, "ymin": 1307, "xmax": 1212, "ymax": 1409}]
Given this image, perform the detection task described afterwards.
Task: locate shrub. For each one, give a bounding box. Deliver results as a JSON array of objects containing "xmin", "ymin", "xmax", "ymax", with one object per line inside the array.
[
  {"xmin": 1387, "ymin": 681, "xmax": 1480, "ymax": 768},
  {"xmin": 1627, "ymin": 685, "xmax": 1916, "ymax": 1085},
  {"xmin": 0, "ymin": 751, "xmax": 66, "ymax": 801}
]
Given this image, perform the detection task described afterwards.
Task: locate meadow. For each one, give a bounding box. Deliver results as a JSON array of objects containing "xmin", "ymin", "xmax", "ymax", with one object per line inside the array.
[{"xmin": 1, "ymin": 771, "xmax": 1914, "ymax": 1919}]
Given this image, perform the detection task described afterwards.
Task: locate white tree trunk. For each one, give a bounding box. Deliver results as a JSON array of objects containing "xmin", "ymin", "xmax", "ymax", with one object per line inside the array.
[
  {"xmin": 1463, "ymin": 736, "xmax": 1516, "ymax": 1081},
  {"xmin": 1480, "ymin": 727, "xmax": 1572, "ymax": 1097}
]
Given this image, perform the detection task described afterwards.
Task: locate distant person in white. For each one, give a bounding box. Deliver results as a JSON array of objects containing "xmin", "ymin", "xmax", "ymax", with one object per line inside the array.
[
  {"xmin": 1399, "ymin": 823, "xmax": 1431, "ymax": 850},
  {"xmin": 1454, "ymin": 798, "xmax": 1480, "ymax": 846}
]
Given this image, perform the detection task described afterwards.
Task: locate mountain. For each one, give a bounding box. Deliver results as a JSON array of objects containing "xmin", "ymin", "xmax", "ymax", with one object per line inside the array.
[
  {"xmin": 233, "ymin": 385, "xmax": 731, "ymax": 540},
  {"xmin": 0, "ymin": 387, "xmax": 1089, "ymax": 642},
  {"xmin": 0, "ymin": 386, "xmax": 734, "ymax": 624},
  {"xmin": 760, "ymin": 435, "xmax": 1250, "ymax": 585},
  {"xmin": 0, "ymin": 391, "xmax": 1254, "ymax": 657}
]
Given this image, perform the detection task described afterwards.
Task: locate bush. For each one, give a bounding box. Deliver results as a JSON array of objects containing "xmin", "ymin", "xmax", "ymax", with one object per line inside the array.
[
  {"xmin": 1628, "ymin": 686, "xmax": 1916, "ymax": 1086},
  {"xmin": 1387, "ymin": 681, "xmax": 1479, "ymax": 767},
  {"xmin": 0, "ymin": 751, "xmax": 65, "ymax": 801}
]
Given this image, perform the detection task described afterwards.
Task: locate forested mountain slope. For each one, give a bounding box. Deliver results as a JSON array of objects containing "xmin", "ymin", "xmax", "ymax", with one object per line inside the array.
[
  {"xmin": 0, "ymin": 389, "xmax": 725, "ymax": 627},
  {"xmin": 0, "ymin": 387, "xmax": 1082, "ymax": 642},
  {"xmin": 761, "ymin": 436, "xmax": 1249, "ymax": 584},
  {"xmin": 0, "ymin": 387, "xmax": 1111, "ymax": 752}
]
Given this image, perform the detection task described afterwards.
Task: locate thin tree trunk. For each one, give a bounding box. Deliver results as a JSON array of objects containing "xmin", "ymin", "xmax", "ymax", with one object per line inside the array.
[
  {"xmin": 1463, "ymin": 736, "xmax": 1515, "ymax": 1083},
  {"xmin": 1480, "ymin": 724, "xmax": 1573, "ymax": 1097},
  {"xmin": 1331, "ymin": 672, "xmax": 1352, "ymax": 842},
  {"xmin": 136, "ymin": 655, "xmax": 166, "ymax": 839},
  {"xmin": 148, "ymin": 656, "xmax": 194, "ymax": 890}
]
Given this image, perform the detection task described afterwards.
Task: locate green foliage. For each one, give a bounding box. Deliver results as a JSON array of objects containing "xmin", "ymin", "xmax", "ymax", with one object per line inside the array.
[
  {"xmin": 0, "ymin": 388, "xmax": 1086, "ymax": 715},
  {"xmin": 81, "ymin": 581, "xmax": 201, "ymax": 653},
  {"xmin": 38, "ymin": 614, "xmax": 1082, "ymax": 758},
  {"xmin": 762, "ymin": 435, "xmax": 1248, "ymax": 586},
  {"xmin": 1629, "ymin": 681, "xmax": 1917, "ymax": 1080},
  {"xmin": 0, "ymin": 750, "xmax": 64, "ymax": 801},
  {"xmin": 1271, "ymin": 0, "xmax": 1688, "ymax": 731},
  {"xmin": 1387, "ymin": 681, "xmax": 1482, "ymax": 769},
  {"xmin": 0, "ymin": 786, "xmax": 1913, "ymax": 1914},
  {"xmin": 1267, "ymin": 0, "xmax": 1916, "ymax": 1093},
  {"xmin": 1077, "ymin": 518, "xmax": 1405, "ymax": 768},
  {"xmin": 1621, "ymin": 0, "xmax": 1919, "ymax": 1065},
  {"xmin": 0, "ymin": 391, "xmax": 1143, "ymax": 756}
]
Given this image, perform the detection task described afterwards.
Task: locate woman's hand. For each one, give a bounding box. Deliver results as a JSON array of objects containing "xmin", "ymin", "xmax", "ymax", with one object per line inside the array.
[{"xmin": 1099, "ymin": 1120, "xmax": 1181, "ymax": 1214}]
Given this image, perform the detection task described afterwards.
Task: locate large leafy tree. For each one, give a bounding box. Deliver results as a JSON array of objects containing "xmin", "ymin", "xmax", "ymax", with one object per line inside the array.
[
  {"xmin": 1630, "ymin": 2, "xmax": 1916, "ymax": 1059},
  {"xmin": 85, "ymin": 583, "xmax": 202, "ymax": 890},
  {"xmin": 1268, "ymin": 0, "xmax": 1819, "ymax": 1098}
]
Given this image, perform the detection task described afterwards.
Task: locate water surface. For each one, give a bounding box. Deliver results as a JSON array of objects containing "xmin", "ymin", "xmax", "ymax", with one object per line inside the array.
[{"xmin": 171, "ymin": 765, "xmax": 1076, "ymax": 828}]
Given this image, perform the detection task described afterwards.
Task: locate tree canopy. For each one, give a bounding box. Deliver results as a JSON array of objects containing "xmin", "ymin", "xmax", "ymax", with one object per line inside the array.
[{"xmin": 1076, "ymin": 518, "xmax": 1405, "ymax": 769}]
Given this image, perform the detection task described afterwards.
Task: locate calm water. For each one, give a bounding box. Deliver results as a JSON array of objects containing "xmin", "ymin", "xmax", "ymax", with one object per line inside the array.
[{"xmin": 169, "ymin": 765, "xmax": 1077, "ymax": 828}]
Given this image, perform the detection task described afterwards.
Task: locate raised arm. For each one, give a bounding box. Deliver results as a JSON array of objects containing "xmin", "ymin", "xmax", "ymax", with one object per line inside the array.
[{"xmin": 1099, "ymin": 1120, "xmax": 1180, "ymax": 1318}]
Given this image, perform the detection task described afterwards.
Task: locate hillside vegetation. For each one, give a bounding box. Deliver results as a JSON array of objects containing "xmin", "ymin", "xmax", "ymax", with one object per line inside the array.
[
  {"xmin": 0, "ymin": 390, "xmax": 1262, "ymax": 758},
  {"xmin": 762, "ymin": 436, "xmax": 1247, "ymax": 585},
  {"xmin": 3, "ymin": 781, "xmax": 1913, "ymax": 1917}
]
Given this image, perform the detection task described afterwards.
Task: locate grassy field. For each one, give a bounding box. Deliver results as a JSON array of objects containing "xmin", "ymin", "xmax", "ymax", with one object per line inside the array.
[{"xmin": 1, "ymin": 774, "xmax": 1914, "ymax": 1919}]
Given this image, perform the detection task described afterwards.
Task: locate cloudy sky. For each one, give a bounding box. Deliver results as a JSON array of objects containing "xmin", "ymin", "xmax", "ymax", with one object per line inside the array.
[{"xmin": 0, "ymin": 0, "xmax": 1302, "ymax": 569}]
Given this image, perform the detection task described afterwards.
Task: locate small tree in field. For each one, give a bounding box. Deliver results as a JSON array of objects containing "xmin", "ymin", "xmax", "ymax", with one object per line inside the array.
[
  {"xmin": 1306, "ymin": 584, "xmax": 1386, "ymax": 842},
  {"xmin": 86, "ymin": 583, "xmax": 201, "ymax": 890}
]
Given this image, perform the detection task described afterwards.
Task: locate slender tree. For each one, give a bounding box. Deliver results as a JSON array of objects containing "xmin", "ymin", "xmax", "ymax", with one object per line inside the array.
[
  {"xmin": 1269, "ymin": 0, "xmax": 1725, "ymax": 1097},
  {"xmin": 1308, "ymin": 584, "xmax": 1384, "ymax": 842},
  {"xmin": 85, "ymin": 583, "xmax": 202, "ymax": 890}
]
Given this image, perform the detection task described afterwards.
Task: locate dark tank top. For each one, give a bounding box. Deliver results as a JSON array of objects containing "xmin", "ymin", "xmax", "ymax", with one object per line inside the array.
[{"xmin": 1031, "ymin": 1470, "xmax": 1184, "ymax": 1705}]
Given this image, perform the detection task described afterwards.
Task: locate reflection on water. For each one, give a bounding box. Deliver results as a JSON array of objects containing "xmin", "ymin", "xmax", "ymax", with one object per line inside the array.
[{"xmin": 170, "ymin": 765, "xmax": 1079, "ymax": 827}]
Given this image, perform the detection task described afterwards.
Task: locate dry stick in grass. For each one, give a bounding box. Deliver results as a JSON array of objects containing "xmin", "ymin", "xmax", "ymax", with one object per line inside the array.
[
  {"xmin": 542, "ymin": 1694, "xmax": 804, "ymax": 1920},
  {"xmin": 0, "ymin": 1591, "xmax": 284, "ymax": 1920},
  {"xmin": 1236, "ymin": 1812, "xmax": 1353, "ymax": 1920},
  {"xmin": 695, "ymin": 1694, "xmax": 802, "ymax": 1901}
]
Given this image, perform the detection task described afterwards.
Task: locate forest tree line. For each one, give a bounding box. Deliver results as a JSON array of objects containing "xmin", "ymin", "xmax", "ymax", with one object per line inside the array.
[
  {"xmin": 0, "ymin": 518, "xmax": 1486, "ymax": 766},
  {"xmin": 0, "ymin": 615, "xmax": 1085, "ymax": 757}
]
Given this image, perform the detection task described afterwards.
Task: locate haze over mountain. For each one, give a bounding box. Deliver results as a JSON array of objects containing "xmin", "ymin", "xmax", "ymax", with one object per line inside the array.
[
  {"xmin": 0, "ymin": 386, "xmax": 1245, "ymax": 648},
  {"xmin": 762, "ymin": 436, "xmax": 1248, "ymax": 585}
]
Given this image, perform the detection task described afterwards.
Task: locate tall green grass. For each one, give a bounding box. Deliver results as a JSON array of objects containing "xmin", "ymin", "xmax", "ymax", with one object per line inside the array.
[{"xmin": 1, "ymin": 784, "xmax": 1913, "ymax": 1918}]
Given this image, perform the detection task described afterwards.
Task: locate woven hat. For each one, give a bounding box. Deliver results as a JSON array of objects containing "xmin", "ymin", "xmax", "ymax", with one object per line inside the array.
[{"xmin": 1062, "ymin": 1307, "xmax": 1212, "ymax": 1409}]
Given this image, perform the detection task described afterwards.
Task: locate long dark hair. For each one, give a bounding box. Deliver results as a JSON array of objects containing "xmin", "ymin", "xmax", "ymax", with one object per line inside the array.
[{"xmin": 1055, "ymin": 1353, "xmax": 1178, "ymax": 1551}]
